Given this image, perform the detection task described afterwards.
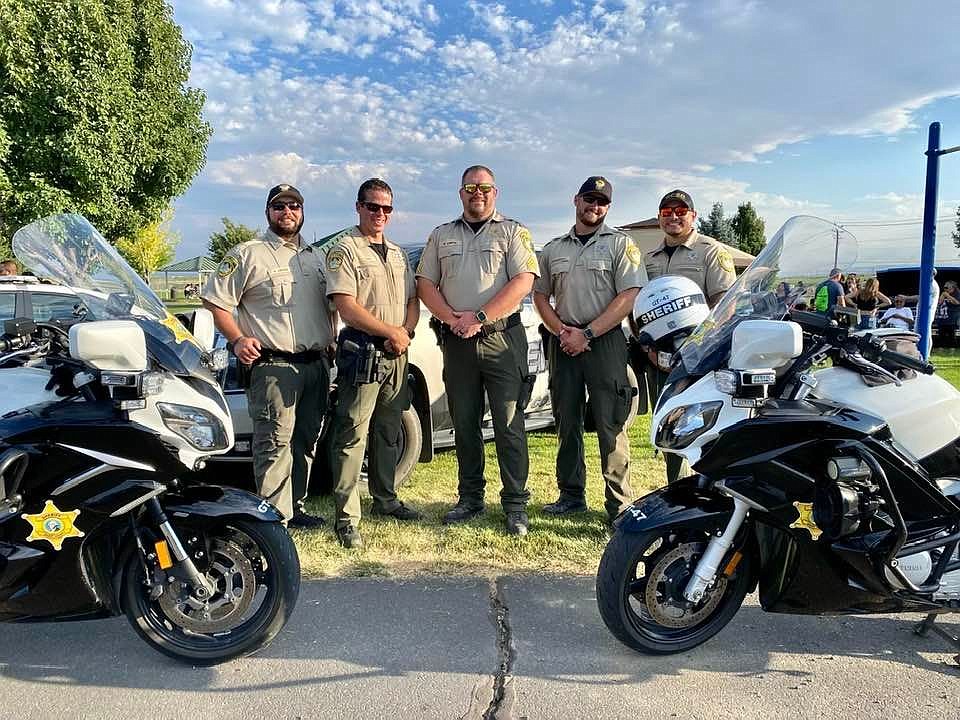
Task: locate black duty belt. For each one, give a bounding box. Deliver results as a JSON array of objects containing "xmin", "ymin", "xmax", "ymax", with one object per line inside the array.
[
  {"xmin": 255, "ymin": 348, "xmax": 327, "ymax": 365},
  {"xmin": 443, "ymin": 312, "xmax": 522, "ymax": 339}
]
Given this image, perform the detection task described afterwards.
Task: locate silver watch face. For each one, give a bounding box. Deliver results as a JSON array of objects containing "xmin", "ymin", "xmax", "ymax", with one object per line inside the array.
[{"xmin": 476, "ymin": 311, "xmax": 487, "ymax": 323}]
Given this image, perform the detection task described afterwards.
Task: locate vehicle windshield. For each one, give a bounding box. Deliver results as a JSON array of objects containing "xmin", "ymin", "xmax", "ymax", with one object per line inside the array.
[
  {"xmin": 12, "ymin": 214, "xmax": 209, "ymax": 377},
  {"xmin": 678, "ymin": 216, "xmax": 860, "ymax": 375}
]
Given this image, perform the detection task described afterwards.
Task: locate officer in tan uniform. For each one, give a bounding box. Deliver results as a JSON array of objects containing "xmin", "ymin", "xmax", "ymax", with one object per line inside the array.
[
  {"xmin": 416, "ymin": 165, "xmax": 539, "ymax": 536},
  {"xmin": 202, "ymin": 184, "xmax": 333, "ymax": 527},
  {"xmin": 644, "ymin": 189, "xmax": 736, "ymax": 306},
  {"xmin": 643, "ymin": 188, "xmax": 736, "ymax": 482},
  {"xmin": 534, "ymin": 176, "xmax": 647, "ymax": 524},
  {"xmin": 325, "ymin": 178, "xmax": 422, "ymax": 549}
]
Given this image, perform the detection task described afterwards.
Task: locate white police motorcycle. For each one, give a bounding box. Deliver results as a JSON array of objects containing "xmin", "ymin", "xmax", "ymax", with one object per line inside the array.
[{"xmin": 598, "ymin": 216, "xmax": 960, "ymax": 661}]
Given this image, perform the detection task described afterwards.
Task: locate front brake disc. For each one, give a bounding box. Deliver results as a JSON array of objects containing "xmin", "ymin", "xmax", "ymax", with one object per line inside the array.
[
  {"xmin": 644, "ymin": 542, "xmax": 728, "ymax": 629},
  {"xmin": 158, "ymin": 538, "xmax": 258, "ymax": 634}
]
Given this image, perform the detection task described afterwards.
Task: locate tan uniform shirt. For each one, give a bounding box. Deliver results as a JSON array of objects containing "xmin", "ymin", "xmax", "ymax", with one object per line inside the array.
[
  {"xmin": 324, "ymin": 227, "xmax": 415, "ymax": 327},
  {"xmin": 416, "ymin": 212, "xmax": 540, "ymax": 313},
  {"xmin": 201, "ymin": 230, "xmax": 334, "ymax": 352},
  {"xmin": 644, "ymin": 231, "xmax": 737, "ymax": 300},
  {"xmin": 535, "ymin": 223, "xmax": 647, "ymax": 326}
]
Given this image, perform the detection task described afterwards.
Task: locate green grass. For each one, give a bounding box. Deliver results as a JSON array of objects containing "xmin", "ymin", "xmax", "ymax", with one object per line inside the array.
[
  {"xmin": 295, "ymin": 415, "xmax": 666, "ymax": 578},
  {"xmin": 294, "ymin": 349, "xmax": 960, "ymax": 579},
  {"xmin": 164, "ymin": 299, "xmax": 202, "ymax": 315},
  {"xmin": 932, "ymin": 347, "xmax": 960, "ymax": 388}
]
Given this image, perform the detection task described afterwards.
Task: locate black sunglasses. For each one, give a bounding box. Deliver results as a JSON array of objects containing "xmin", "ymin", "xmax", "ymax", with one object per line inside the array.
[
  {"xmin": 361, "ymin": 201, "xmax": 393, "ymax": 215},
  {"xmin": 269, "ymin": 201, "xmax": 302, "ymax": 211}
]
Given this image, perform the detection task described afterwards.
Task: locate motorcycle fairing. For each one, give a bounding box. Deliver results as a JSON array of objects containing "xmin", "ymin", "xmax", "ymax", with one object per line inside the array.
[
  {"xmin": 753, "ymin": 522, "xmax": 934, "ymax": 615},
  {"xmin": 161, "ymin": 485, "xmax": 285, "ymax": 524},
  {"xmin": 614, "ymin": 476, "xmax": 735, "ymax": 535}
]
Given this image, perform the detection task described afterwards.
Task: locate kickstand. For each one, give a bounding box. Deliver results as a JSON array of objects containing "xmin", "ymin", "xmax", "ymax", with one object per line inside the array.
[{"xmin": 914, "ymin": 612, "xmax": 960, "ymax": 665}]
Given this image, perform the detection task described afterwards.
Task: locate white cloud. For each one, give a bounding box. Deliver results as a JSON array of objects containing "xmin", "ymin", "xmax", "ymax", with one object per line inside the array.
[
  {"xmin": 164, "ymin": 1, "xmax": 960, "ymax": 254},
  {"xmin": 208, "ymin": 152, "xmax": 424, "ymax": 190}
]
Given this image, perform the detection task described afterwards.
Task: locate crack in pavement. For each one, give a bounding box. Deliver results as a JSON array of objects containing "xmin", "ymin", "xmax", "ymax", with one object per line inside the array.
[
  {"xmin": 460, "ymin": 577, "xmax": 519, "ymax": 720},
  {"xmin": 483, "ymin": 576, "xmax": 517, "ymax": 720}
]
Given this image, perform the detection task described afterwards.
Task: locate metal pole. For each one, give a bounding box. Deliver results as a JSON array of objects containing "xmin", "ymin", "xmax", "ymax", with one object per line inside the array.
[
  {"xmin": 833, "ymin": 226, "xmax": 839, "ymax": 270},
  {"xmin": 917, "ymin": 123, "xmax": 941, "ymax": 359}
]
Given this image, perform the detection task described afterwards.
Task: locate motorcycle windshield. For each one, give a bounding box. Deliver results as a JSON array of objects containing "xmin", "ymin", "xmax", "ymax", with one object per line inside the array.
[
  {"xmin": 11, "ymin": 214, "xmax": 209, "ymax": 377},
  {"xmin": 678, "ymin": 216, "xmax": 860, "ymax": 375}
]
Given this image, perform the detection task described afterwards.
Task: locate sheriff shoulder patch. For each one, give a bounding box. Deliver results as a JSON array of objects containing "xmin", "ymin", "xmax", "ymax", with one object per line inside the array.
[
  {"xmin": 517, "ymin": 228, "xmax": 534, "ymax": 253},
  {"xmin": 218, "ymin": 255, "xmax": 239, "ymax": 278},
  {"xmin": 327, "ymin": 249, "xmax": 345, "ymax": 272},
  {"xmin": 625, "ymin": 242, "xmax": 643, "ymax": 266},
  {"xmin": 717, "ymin": 250, "xmax": 734, "ymax": 273}
]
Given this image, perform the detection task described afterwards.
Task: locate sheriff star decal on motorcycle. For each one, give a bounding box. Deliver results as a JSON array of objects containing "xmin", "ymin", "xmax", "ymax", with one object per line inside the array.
[
  {"xmin": 22, "ymin": 500, "xmax": 84, "ymax": 550},
  {"xmin": 789, "ymin": 501, "xmax": 822, "ymax": 540}
]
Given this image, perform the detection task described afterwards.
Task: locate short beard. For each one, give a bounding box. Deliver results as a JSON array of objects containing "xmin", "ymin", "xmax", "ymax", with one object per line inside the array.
[
  {"xmin": 268, "ymin": 216, "xmax": 303, "ymax": 240},
  {"xmin": 577, "ymin": 213, "xmax": 603, "ymax": 228}
]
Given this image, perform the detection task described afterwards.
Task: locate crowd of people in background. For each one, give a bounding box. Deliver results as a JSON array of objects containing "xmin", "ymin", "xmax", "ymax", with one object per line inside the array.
[{"xmin": 783, "ymin": 269, "xmax": 956, "ymax": 336}]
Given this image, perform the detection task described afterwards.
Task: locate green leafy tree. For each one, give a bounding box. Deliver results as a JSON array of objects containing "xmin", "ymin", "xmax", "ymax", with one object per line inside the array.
[
  {"xmin": 952, "ymin": 204, "xmax": 960, "ymax": 251},
  {"xmin": 208, "ymin": 217, "xmax": 259, "ymax": 262},
  {"xmin": 115, "ymin": 207, "xmax": 179, "ymax": 279},
  {"xmin": 0, "ymin": 0, "xmax": 211, "ymax": 244},
  {"xmin": 697, "ymin": 202, "xmax": 735, "ymax": 245},
  {"xmin": 730, "ymin": 202, "xmax": 767, "ymax": 256}
]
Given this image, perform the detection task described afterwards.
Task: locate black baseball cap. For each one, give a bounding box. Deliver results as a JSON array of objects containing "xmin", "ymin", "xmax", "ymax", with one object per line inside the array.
[
  {"xmin": 577, "ymin": 176, "xmax": 612, "ymax": 202},
  {"xmin": 659, "ymin": 189, "xmax": 694, "ymax": 211},
  {"xmin": 266, "ymin": 184, "xmax": 304, "ymax": 207}
]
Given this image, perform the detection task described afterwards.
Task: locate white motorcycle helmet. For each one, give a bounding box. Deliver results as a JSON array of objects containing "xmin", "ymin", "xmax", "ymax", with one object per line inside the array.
[{"xmin": 633, "ymin": 275, "xmax": 710, "ymax": 370}]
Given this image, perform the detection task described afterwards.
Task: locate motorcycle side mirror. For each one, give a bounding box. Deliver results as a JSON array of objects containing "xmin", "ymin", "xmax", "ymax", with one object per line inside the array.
[
  {"xmin": 730, "ymin": 320, "xmax": 803, "ymax": 371},
  {"xmin": 69, "ymin": 320, "xmax": 147, "ymax": 372},
  {"xmin": 190, "ymin": 308, "xmax": 216, "ymax": 352}
]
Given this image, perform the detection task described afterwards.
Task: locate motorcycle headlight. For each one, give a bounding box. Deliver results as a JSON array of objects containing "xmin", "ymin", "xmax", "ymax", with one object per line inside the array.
[
  {"xmin": 655, "ymin": 401, "xmax": 723, "ymax": 450},
  {"xmin": 157, "ymin": 402, "xmax": 228, "ymax": 450}
]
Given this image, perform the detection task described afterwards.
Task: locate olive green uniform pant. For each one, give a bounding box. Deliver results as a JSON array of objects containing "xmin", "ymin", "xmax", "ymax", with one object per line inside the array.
[
  {"xmin": 329, "ymin": 354, "xmax": 408, "ymax": 529},
  {"xmin": 443, "ymin": 323, "xmax": 530, "ymax": 511},
  {"xmin": 642, "ymin": 361, "xmax": 691, "ymax": 484},
  {"xmin": 549, "ymin": 330, "xmax": 634, "ymax": 519},
  {"xmin": 247, "ymin": 358, "xmax": 329, "ymax": 521}
]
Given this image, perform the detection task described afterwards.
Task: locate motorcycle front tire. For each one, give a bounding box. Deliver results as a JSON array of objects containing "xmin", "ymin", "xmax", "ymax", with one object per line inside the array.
[
  {"xmin": 121, "ymin": 518, "xmax": 300, "ymax": 665},
  {"xmin": 596, "ymin": 525, "xmax": 752, "ymax": 654}
]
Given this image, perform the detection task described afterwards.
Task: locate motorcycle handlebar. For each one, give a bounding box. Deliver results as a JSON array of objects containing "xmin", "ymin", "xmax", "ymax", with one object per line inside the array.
[
  {"xmin": 854, "ymin": 334, "xmax": 935, "ymax": 375},
  {"xmin": 877, "ymin": 347, "xmax": 935, "ymax": 375}
]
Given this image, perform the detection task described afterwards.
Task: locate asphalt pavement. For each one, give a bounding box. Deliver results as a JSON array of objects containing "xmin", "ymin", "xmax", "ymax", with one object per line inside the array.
[{"xmin": 0, "ymin": 576, "xmax": 957, "ymax": 720}]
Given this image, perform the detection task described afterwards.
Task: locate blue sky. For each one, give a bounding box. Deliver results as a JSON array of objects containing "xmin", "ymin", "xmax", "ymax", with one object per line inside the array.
[{"xmin": 166, "ymin": 0, "xmax": 960, "ymax": 269}]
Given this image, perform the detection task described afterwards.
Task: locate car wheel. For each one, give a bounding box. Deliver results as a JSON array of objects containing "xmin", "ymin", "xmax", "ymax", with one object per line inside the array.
[{"xmin": 308, "ymin": 405, "xmax": 422, "ymax": 497}]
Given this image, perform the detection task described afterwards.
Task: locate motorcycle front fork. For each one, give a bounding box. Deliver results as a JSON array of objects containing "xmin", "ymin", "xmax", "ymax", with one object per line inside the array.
[
  {"xmin": 683, "ymin": 497, "xmax": 751, "ymax": 603},
  {"xmin": 143, "ymin": 498, "xmax": 215, "ymax": 600}
]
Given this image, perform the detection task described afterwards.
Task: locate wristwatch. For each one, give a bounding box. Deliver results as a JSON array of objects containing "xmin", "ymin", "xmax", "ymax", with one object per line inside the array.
[
  {"xmin": 583, "ymin": 326, "xmax": 595, "ymax": 342},
  {"xmin": 475, "ymin": 309, "xmax": 488, "ymax": 324}
]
